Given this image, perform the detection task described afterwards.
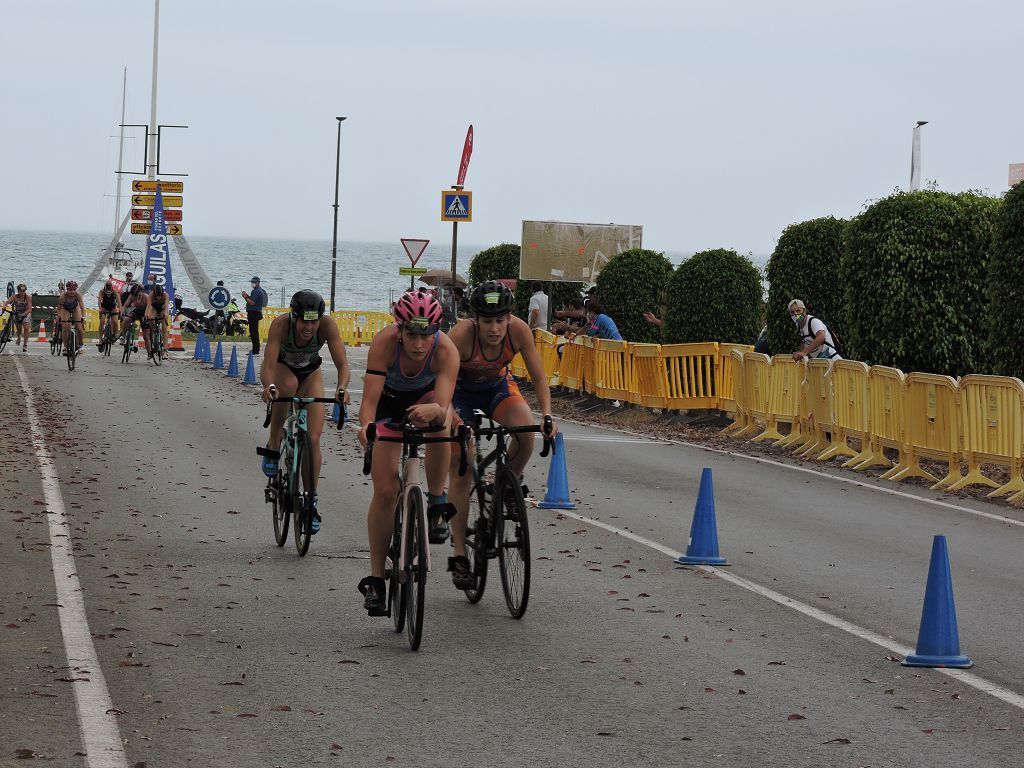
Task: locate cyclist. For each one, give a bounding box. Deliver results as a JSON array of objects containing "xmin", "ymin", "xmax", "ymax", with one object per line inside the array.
[
  {"xmin": 142, "ymin": 283, "xmax": 171, "ymax": 359},
  {"xmin": 444, "ymin": 280, "xmax": 557, "ymax": 590},
  {"xmin": 259, "ymin": 290, "xmax": 351, "ymax": 533},
  {"xmin": 57, "ymin": 280, "xmax": 86, "ymax": 356},
  {"xmin": 356, "ymin": 290, "xmax": 460, "ymax": 616},
  {"xmin": 2, "ymin": 283, "xmax": 33, "ymax": 352},
  {"xmin": 119, "ymin": 284, "xmax": 149, "ymax": 344},
  {"xmin": 96, "ymin": 280, "xmax": 122, "ymax": 348}
]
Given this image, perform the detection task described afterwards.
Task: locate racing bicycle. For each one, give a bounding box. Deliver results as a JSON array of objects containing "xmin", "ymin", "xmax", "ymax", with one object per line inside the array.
[
  {"xmin": 259, "ymin": 387, "xmax": 344, "ymax": 556},
  {"xmin": 97, "ymin": 313, "xmax": 117, "ymax": 356},
  {"xmin": 65, "ymin": 319, "xmax": 80, "ymax": 371},
  {"xmin": 121, "ymin": 318, "xmax": 139, "ymax": 364},
  {"xmin": 149, "ymin": 319, "xmax": 166, "ymax": 365},
  {"xmin": 462, "ymin": 412, "xmax": 552, "ymax": 619},
  {"xmin": 49, "ymin": 313, "xmax": 62, "ymax": 357},
  {"xmin": 0, "ymin": 309, "xmax": 12, "ymax": 354},
  {"xmin": 362, "ymin": 419, "xmax": 469, "ymax": 651}
]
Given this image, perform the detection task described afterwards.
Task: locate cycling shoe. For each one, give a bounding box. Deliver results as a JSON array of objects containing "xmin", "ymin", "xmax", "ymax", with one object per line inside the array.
[
  {"xmin": 448, "ymin": 555, "xmax": 474, "ymax": 591},
  {"xmin": 358, "ymin": 576, "xmax": 387, "ymax": 616},
  {"xmin": 428, "ymin": 502, "xmax": 456, "ymax": 544},
  {"xmin": 260, "ymin": 448, "xmax": 278, "ymax": 478}
]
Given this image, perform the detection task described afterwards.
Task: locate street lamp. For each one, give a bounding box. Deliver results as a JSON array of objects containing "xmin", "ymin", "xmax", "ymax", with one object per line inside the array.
[{"xmin": 330, "ymin": 116, "xmax": 348, "ymax": 313}]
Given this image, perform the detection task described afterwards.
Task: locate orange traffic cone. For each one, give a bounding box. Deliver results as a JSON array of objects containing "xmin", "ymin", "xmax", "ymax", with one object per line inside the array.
[
  {"xmin": 36, "ymin": 320, "xmax": 48, "ymax": 342},
  {"xmin": 167, "ymin": 317, "xmax": 185, "ymax": 351}
]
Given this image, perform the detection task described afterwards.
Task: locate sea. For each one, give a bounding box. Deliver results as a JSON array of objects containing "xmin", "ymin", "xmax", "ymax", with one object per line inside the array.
[
  {"xmin": 0, "ymin": 229, "xmax": 768, "ymax": 312},
  {"xmin": 0, "ymin": 229, "xmax": 484, "ymax": 313}
]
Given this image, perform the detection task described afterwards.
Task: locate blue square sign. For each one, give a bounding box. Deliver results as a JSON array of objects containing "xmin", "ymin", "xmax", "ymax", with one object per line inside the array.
[{"xmin": 441, "ymin": 190, "xmax": 472, "ymax": 222}]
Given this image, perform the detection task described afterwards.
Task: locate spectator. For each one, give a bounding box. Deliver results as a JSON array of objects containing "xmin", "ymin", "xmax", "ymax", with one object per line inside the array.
[
  {"xmin": 568, "ymin": 300, "xmax": 623, "ymax": 341},
  {"xmin": 551, "ymin": 297, "xmax": 586, "ymax": 336},
  {"xmin": 788, "ymin": 299, "xmax": 841, "ymax": 361},
  {"xmin": 754, "ymin": 325, "xmax": 770, "ymax": 355},
  {"xmin": 213, "ymin": 280, "xmax": 226, "ymax": 334},
  {"xmin": 528, "ymin": 281, "xmax": 548, "ymax": 331},
  {"xmin": 143, "ymin": 273, "xmax": 158, "ymax": 293},
  {"xmin": 642, "ymin": 311, "xmax": 663, "ymax": 329},
  {"xmin": 242, "ymin": 275, "xmax": 269, "ymax": 355}
]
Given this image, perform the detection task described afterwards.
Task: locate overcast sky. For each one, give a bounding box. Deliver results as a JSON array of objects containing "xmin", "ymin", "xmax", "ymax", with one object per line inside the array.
[{"xmin": 1, "ymin": 1, "xmax": 1021, "ymax": 255}]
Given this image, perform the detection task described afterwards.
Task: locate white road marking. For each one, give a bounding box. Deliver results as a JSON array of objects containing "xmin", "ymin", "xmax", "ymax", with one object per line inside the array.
[
  {"xmin": 14, "ymin": 358, "xmax": 128, "ymax": 768},
  {"xmin": 547, "ymin": 505, "xmax": 1024, "ymax": 712},
  {"xmin": 554, "ymin": 415, "xmax": 1024, "ymax": 529}
]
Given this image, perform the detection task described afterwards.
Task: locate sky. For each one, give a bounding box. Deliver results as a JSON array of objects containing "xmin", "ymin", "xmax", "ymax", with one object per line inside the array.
[{"xmin": 1, "ymin": 1, "xmax": 1022, "ymax": 256}]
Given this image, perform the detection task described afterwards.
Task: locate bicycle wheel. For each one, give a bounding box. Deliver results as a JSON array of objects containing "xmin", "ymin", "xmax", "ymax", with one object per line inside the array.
[
  {"xmin": 271, "ymin": 459, "xmax": 290, "ymax": 547},
  {"xmin": 496, "ymin": 468, "xmax": 531, "ymax": 619},
  {"xmin": 66, "ymin": 327, "xmax": 77, "ymax": 371},
  {"xmin": 51, "ymin": 325, "xmax": 61, "ymax": 356},
  {"xmin": 103, "ymin": 327, "xmax": 113, "ymax": 357},
  {"xmin": 293, "ymin": 432, "xmax": 315, "ymax": 556},
  {"xmin": 0, "ymin": 323, "xmax": 9, "ymax": 354},
  {"xmin": 405, "ymin": 487, "xmax": 428, "ymax": 651},
  {"xmin": 389, "ymin": 501, "xmax": 407, "ymax": 633},
  {"xmin": 152, "ymin": 326, "xmax": 163, "ymax": 365},
  {"xmin": 121, "ymin": 326, "xmax": 133, "ymax": 364},
  {"xmin": 463, "ymin": 468, "xmax": 491, "ymax": 604}
]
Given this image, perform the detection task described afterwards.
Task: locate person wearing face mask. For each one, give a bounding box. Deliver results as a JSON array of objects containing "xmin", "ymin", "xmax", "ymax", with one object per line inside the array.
[
  {"xmin": 143, "ymin": 273, "xmax": 159, "ymax": 293},
  {"xmin": 789, "ymin": 299, "xmax": 841, "ymax": 361},
  {"xmin": 242, "ymin": 276, "xmax": 268, "ymax": 355}
]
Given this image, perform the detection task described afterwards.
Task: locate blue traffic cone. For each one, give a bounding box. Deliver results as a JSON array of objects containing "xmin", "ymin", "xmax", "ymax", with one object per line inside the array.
[
  {"xmin": 329, "ymin": 401, "xmax": 343, "ymax": 423},
  {"xmin": 538, "ymin": 433, "xmax": 576, "ymax": 509},
  {"xmin": 902, "ymin": 535, "xmax": 972, "ymax": 668},
  {"xmin": 212, "ymin": 340, "xmax": 224, "ymax": 369},
  {"xmin": 242, "ymin": 351, "xmax": 258, "ymax": 385},
  {"xmin": 226, "ymin": 345, "xmax": 240, "ymax": 378},
  {"xmin": 194, "ymin": 330, "xmax": 206, "ymax": 360},
  {"xmin": 202, "ymin": 335, "xmax": 213, "ymax": 364},
  {"xmin": 675, "ymin": 468, "xmax": 729, "ymax": 566}
]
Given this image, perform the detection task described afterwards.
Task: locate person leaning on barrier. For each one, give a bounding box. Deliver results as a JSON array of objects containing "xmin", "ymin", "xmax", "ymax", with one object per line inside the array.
[
  {"xmin": 788, "ymin": 299, "xmax": 841, "ymax": 361},
  {"xmin": 551, "ymin": 296, "xmax": 586, "ymax": 336}
]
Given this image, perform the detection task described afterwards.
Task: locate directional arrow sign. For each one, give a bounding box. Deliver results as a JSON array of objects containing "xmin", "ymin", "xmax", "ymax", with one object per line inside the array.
[
  {"xmin": 132, "ymin": 223, "xmax": 183, "ymax": 235},
  {"xmin": 401, "ymin": 238, "xmax": 429, "ymax": 266},
  {"xmin": 131, "ymin": 179, "xmax": 184, "ymax": 193},
  {"xmin": 131, "ymin": 194, "xmax": 183, "ymax": 207},
  {"xmin": 132, "ymin": 208, "xmax": 182, "ymax": 221}
]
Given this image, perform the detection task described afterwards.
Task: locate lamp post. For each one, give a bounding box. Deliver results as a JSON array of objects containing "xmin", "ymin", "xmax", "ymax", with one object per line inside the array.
[
  {"xmin": 910, "ymin": 120, "xmax": 928, "ymax": 192},
  {"xmin": 330, "ymin": 116, "xmax": 348, "ymax": 313}
]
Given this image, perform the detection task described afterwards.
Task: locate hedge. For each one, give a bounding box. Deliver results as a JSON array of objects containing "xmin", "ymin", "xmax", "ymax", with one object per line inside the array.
[
  {"xmin": 593, "ymin": 249, "xmax": 673, "ymax": 344},
  {"xmin": 987, "ymin": 181, "xmax": 1024, "ymax": 378},
  {"xmin": 663, "ymin": 249, "xmax": 762, "ymax": 344}
]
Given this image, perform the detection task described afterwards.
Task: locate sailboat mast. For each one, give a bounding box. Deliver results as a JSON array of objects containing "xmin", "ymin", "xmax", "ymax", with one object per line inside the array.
[
  {"xmin": 112, "ymin": 67, "xmax": 127, "ymax": 239},
  {"xmin": 148, "ymin": 0, "xmax": 159, "ymax": 181}
]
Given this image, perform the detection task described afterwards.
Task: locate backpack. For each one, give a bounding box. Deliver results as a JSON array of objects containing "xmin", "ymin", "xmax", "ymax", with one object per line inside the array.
[{"xmin": 800, "ymin": 315, "xmax": 843, "ymax": 359}]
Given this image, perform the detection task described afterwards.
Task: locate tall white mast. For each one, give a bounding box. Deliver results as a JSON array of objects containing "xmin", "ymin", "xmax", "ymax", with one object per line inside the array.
[
  {"xmin": 148, "ymin": 0, "xmax": 159, "ymax": 181},
  {"xmin": 112, "ymin": 67, "xmax": 127, "ymax": 241}
]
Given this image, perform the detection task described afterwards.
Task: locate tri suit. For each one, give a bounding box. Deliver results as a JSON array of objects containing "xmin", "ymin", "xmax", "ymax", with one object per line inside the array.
[{"xmin": 452, "ymin": 319, "xmax": 525, "ymax": 425}]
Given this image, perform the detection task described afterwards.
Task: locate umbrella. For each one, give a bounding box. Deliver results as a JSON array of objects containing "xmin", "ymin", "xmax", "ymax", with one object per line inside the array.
[{"xmin": 419, "ymin": 269, "xmax": 467, "ymax": 288}]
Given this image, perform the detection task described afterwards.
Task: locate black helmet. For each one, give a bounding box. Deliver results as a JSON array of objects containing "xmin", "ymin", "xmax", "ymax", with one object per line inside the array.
[
  {"xmin": 469, "ymin": 280, "xmax": 514, "ymax": 317},
  {"xmin": 153, "ymin": 284, "xmax": 165, "ymax": 295},
  {"xmin": 290, "ymin": 289, "xmax": 326, "ymax": 321}
]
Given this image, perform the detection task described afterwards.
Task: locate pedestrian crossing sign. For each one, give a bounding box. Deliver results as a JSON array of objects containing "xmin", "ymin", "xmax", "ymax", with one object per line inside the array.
[{"xmin": 441, "ymin": 190, "xmax": 472, "ymax": 222}]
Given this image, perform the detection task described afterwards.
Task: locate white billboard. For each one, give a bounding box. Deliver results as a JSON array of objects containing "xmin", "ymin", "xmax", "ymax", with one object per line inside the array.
[{"xmin": 520, "ymin": 220, "xmax": 642, "ymax": 283}]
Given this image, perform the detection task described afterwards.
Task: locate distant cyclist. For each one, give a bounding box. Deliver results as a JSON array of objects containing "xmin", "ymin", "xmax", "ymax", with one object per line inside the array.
[
  {"xmin": 2, "ymin": 283, "xmax": 33, "ymax": 352},
  {"xmin": 259, "ymin": 290, "xmax": 351, "ymax": 533},
  {"xmin": 119, "ymin": 284, "xmax": 149, "ymax": 343},
  {"xmin": 57, "ymin": 280, "xmax": 86, "ymax": 356},
  {"xmin": 96, "ymin": 280, "xmax": 122, "ymax": 347},
  {"xmin": 444, "ymin": 280, "xmax": 556, "ymax": 590},
  {"xmin": 142, "ymin": 283, "xmax": 170, "ymax": 359},
  {"xmin": 356, "ymin": 290, "xmax": 460, "ymax": 616}
]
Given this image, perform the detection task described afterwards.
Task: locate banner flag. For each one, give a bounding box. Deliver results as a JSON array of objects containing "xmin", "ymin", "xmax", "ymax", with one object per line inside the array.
[{"xmin": 142, "ymin": 185, "xmax": 176, "ymax": 304}]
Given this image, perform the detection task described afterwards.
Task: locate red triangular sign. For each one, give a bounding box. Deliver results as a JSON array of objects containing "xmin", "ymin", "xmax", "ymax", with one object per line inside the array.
[{"xmin": 401, "ymin": 238, "xmax": 429, "ymax": 266}]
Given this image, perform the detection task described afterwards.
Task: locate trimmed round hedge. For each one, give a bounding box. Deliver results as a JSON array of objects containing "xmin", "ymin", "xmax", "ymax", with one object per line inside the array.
[
  {"xmin": 593, "ymin": 248, "xmax": 673, "ymax": 343},
  {"xmin": 663, "ymin": 249, "xmax": 762, "ymax": 344},
  {"xmin": 765, "ymin": 216, "xmax": 846, "ymax": 358},
  {"xmin": 841, "ymin": 190, "xmax": 1000, "ymax": 376},
  {"xmin": 987, "ymin": 181, "xmax": 1024, "ymax": 378}
]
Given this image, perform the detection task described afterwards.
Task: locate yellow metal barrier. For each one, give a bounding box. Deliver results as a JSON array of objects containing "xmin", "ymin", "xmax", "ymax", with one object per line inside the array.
[
  {"xmin": 630, "ymin": 343, "xmax": 668, "ymax": 408},
  {"xmin": 883, "ymin": 373, "xmax": 961, "ymax": 488},
  {"xmin": 84, "ymin": 308, "xmax": 100, "ymax": 332},
  {"xmin": 591, "ymin": 339, "xmax": 632, "ymax": 402},
  {"xmin": 716, "ymin": 343, "xmax": 753, "ymax": 413},
  {"xmin": 531, "ymin": 330, "xmax": 561, "ymax": 386},
  {"xmin": 796, "ymin": 359, "xmax": 834, "ymax": 457},
  {"xmin": 850, "ymin": 367, "xmax": 905, "ymax": 472},
  {"xmin": 662, "ymin": 343, "xmax": 719, "ymax": 411},
  {"xmin": 580, "ymin": 336, "xmax": 597, "ymax": 395},
  {"xmin": 818, "ymin": 361, "xmax": 871, "ymax": 463},
  {"xmin": 946, "ymin": 375, "xmax": 1024, "ymax": 497},
  {"xmin": 720, "ymin": 349, "xmax": 749, "ymax": 435},
  {"xmin": 759, "ymin": 355, "xmax": 802, "ymax": 445},
  {"xmin": 508, "ymin": 351, "xmax": 528, "ymax": 380},
  {"xmin": 257, "ymin": 308, "xmax": 392, "ymax": 347},
  {"xmin": 558, "ymin": 337, "xmax": 586, "ymax": 391},
  {"xmin": 735, "ymin": 352, "xmax": 772, "ymax": 438}
]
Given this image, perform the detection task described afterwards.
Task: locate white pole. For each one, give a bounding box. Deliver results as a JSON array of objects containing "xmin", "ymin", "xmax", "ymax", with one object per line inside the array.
[
  {"xmin": 909, "ymin": 120, "xmax": 927, "ymax": 192},
  {"xmin": 148, "ymin": 0, "xmax": 160, "ymax": 181},
  {"xmin": 113, "ymin": 67, "xmax": 127, "ymax": 240}
]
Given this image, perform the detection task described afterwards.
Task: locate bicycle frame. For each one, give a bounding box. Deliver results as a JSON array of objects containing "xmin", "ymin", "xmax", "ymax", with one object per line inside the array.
[{"xmin": 397, "ymin": 441, "xmax": 431, "ymax": 574}]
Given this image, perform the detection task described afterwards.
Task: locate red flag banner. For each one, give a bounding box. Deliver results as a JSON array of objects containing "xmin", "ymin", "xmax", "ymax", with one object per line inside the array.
[{"xmin": 457, "ymin": 125, "xmax": 474, "ymax": 187}]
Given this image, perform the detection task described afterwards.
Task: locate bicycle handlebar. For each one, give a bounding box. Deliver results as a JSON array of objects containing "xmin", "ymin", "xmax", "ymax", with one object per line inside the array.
[
  {"xmin": 361, "ymin": 418, "xmax": 469, "ymax": 477},
  {"xmin": 262, "ymin": 387, "xmax": 346, "ymax": 430},
  {"xmin": 473, "ymin": 414, "xmax": 555, "ymax": 457}
]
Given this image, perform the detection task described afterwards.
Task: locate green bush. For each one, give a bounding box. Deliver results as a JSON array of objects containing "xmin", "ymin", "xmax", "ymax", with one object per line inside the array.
[
  {"xmin": 987, "ymin": 182, "xmax": 1024, "ymax": 378},
  {"xmin": 765, "ymin": 216, "xmax": 846, "ymax": 357},
  {"xmin": 592, "ymin": 249, "xmax": 673, "ymax": 343},
  {"xmin": 841, "ymin": 190, "xmax": 1000, "ymax": 376},
  {"xmin": 663, "ymin": 249, "xmax": 762, "ymax": 344}
]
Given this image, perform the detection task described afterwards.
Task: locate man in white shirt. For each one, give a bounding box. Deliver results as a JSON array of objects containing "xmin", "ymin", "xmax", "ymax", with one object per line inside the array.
[
  {"xmin": 528, "ymin": 281, "xmax": 549, "ymax": 332},
  {"xmin": 788, "ymin": 299, "xmax": 841, "ymax": 360}
]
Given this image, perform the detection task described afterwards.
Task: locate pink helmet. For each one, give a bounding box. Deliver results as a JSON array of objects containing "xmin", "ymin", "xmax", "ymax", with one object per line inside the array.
[
  {"xmin": 393, "ymin": 290, "xmax": 442, "ymax": 335},
  {"xmin": 66, "ymin": 280, "xmax": 78, "ymax": 292}
]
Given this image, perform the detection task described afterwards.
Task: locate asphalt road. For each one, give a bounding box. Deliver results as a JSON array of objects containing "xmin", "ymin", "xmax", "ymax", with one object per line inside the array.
[{"xmin": 1, "ymin": 339, "xmax": 1022, "ymax": 767}]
